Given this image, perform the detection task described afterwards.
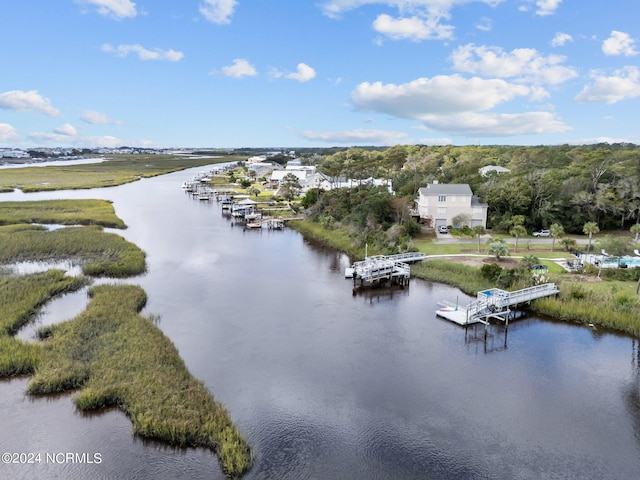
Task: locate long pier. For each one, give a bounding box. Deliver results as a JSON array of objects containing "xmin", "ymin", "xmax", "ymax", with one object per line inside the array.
[{"xmin": 436, "ymin": 283, "xmax": 559, "ymax": 326}]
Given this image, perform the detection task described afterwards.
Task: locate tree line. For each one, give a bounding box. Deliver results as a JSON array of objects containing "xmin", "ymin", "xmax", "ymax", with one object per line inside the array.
[{"xmin": 304, "ymin": 143, "xmax": 640, "ymax": 235}]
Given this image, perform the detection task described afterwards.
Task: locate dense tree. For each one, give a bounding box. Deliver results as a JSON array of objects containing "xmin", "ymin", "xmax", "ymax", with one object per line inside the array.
[{"xmin": 280, "ymin": 173, "xmax": 302, "ymax": 202}]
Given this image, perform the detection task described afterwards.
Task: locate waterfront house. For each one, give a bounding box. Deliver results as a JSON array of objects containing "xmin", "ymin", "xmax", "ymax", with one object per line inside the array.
[{"xmin": 415, "ymin": 182, "xmax": 488, "ymax": 228}]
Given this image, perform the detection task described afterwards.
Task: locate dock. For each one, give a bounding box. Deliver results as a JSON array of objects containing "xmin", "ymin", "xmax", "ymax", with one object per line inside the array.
[
  {"xmin": 436, "ymin": 283, "xmax": 559, "ymax": 326},
  {"xmin": 349, "ymin": 255, "xmax": 414, "ymax": 288}
]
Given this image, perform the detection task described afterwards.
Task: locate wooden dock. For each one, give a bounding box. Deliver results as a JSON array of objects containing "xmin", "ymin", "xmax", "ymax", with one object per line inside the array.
[{"xmin": 436, "ymin": 283, "xmax": 559, "ymax": 326}]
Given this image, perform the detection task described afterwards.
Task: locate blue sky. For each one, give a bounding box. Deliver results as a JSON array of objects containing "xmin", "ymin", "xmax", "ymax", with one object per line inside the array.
[{"xmin": 1, "ymin": 0, "xmax": 639, "ymax": 148}]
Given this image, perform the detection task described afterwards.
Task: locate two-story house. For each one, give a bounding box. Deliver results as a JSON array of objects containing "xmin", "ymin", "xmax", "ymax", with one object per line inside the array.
[{"xmin": 415, "ymin": 183, "xmax": 488, "ymax": 229}]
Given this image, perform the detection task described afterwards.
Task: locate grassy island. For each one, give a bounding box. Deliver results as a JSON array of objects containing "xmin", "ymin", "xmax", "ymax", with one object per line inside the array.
[
  {"xmin": 0, "ymin": 199, "xmax": 127, "ymax": 228},
  {"xmin": 0, "ymin": 199, "xmax": 252, "ymax": 478},
  {"xmin": 29, "ymin": 284, "xmax": 251, "ymax": 477},
  {"xmin": 0, "ymin": 154, "xmax": 242, "ymax": 192}
]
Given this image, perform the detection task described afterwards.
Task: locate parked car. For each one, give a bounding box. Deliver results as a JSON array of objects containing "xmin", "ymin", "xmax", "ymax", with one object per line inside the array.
[
  {"xmin": 532, "ymin": 229, "xmax": 550, "ymax": 237},
  {"xmin": 438, "ymin": 225, "xmax": 449, "ymax": 234}
]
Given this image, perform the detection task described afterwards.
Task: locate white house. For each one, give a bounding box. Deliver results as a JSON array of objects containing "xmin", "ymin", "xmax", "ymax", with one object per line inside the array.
[
  {"xmin": 479, "ymin": 165, "xmax": 511, "ymax": 177},
  {"xmin": 415, "ymin": 183, "xmax": 488, "ymax": 228}
]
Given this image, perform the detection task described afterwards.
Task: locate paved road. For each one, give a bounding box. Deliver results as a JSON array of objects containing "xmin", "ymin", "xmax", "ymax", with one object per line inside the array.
[{"xmin": 433, "ymin": 233, "xmax": 589, "ymax": 245}]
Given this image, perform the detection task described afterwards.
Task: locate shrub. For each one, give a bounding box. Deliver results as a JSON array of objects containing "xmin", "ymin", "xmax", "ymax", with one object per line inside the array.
[{"xmin": 481, "ymin": 263, "xmax": 503, "ymax": 282}]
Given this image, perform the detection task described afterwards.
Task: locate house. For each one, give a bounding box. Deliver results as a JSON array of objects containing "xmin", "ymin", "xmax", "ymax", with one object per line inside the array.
[
  {"xmin": 479, "ymin": 165, "xmax": 511, "ymax": 177},
  {"xmin": 249, "ymin": 162, "xmax": 282, "ymax": 180},
  {"xmin": 415, "ymin": 183, "xmax": 488, "ymax": 228}
]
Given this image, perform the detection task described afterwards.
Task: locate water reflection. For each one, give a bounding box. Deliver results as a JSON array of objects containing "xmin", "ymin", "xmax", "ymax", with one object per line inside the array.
[
  {"xmin": 2, "ymin": 164, "xmax": 640, "ymax": 479},
  {"xmin": 0, "ymin": 157, "xmax": 106, "ymax": 169},
  {"xmin": 3, "ymin": 259, "xmax": 84, "ymax": 276}
]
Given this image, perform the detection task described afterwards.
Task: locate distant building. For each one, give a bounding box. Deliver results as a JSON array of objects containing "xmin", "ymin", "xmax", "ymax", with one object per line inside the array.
[
  {"xmin": 479, "ymin": 165, "xmax": 511, "ymax": 176},
  {"xmin": 415, "ymin": 183, "xmax": 488, "ymax": 228},
  {"xmin": 247, "ymin": 155, "xmax": 267, "ymax": 164}
]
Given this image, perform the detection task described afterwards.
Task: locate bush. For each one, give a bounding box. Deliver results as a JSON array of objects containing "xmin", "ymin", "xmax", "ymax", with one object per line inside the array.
[
  {"xmin": 481, "ymin": 263, "xmax": 503, "ymax": 282},
  {"xmin": 401, "ymin": 219, "xmax": 421, "ymax": 237}
]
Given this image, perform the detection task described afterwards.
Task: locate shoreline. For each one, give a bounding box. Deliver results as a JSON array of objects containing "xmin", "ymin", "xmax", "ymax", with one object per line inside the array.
[{"xmin": 288, "ymin": 219, "xmax": 640, "ymax": 338}]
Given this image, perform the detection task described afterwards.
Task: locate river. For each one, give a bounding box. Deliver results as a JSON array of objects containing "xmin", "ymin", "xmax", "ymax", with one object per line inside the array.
[{"xmin": 1, "ymin": 165, "xmax": 640, "ymax": 479}]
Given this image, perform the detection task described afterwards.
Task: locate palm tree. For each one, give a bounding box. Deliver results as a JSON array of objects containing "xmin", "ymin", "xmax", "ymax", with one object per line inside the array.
[
  {"xmin": 583, "ymin": 221, "xmax": 600, "ymax": 253},
  {"xmin": 510, "ymin": 225, "xmax": 527, "ymax": 253},
  {"xmin": 473, "ymin": 225, "xmax": 486, "ymax": 253},
  {"xmin": 487, "ymin": 239, "xmax": 509, "ymax": 261},
  {"xmin": 549, "ymin": 223, "xmax": 564, "ymax": 252}
]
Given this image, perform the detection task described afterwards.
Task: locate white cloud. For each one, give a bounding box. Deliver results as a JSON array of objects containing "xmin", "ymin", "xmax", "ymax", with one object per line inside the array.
[
  {"xmin": 101, "ymin": 44, "xmax": 184, "ymax": 61},
  {"xmin": 0, "ymin": 90, "xmax": 60, "ymax": 117},
  {"xmin": 200, "ymin": 0, "xmax": 237, "ymax": 24},
  {"xmin": 320, "ymin": 1, "xmax": 504, "ymax": 19},
  {"xmin": 475, "ymin": 17, "xmax": 492, "ymax": 32},
  {"xmin": 221, "ymin": 59, "xmax": 257, "ymax": 78},
  {"xmin": 602, "ymin": 31, "xmax": 638, "ymax": 57},
  {"xmin": 76, "ymin": 0, "xmax": 137, "ymax": 19},
  {"xmin": 564, "ymin": 136, "xmax": 633, "ymax": 145},
  {"xmin": 27, "ymin": 131, "xmax": 124, "ymax": 148},
  {"xmin": 351, "ymin": 75, "xmax": 570, "ymax": 136},
  {"xmin": 285, "ymin": 63, "xmax": 317, "ymax": 82},
  {"xmin": 298, "ymin": 128, "xmax": 408, "ymax": 144},
  {"xmin": 520, "ymin": 0, "xmax": 562, "ymax": 16},
  {"xmin": 575, "ymin": 66, "xmax": 640, "ymax": 104},
  {"xmin": 352, "ymin": 75, "xmax": 531, "ymax": 118},
  {"xmin": 372, "ymin": 14, "xmax": 454, "ymax": 41},
  {"xmin": 320, "ymin": 1, "xmax": 504, "ymax": 41},
  {"xmin": 551, "ymin": 32, "xmax": 572, "ymax": 47},
  {"xmin": 0, "ymin": 123, "xmax": 19, "ymax": 142},
  {"xmin": 81, "ymin": 110, "xmax": 122, "ymax": 125},
  {"xmin": 534, "ymin": 0, "xmax": 562, "ymax": 16},
  {"xmin": 450, "ymin": 44, "xmax": 577, "ymax": 85},
  {"xmin": 53, "ymin": 124, "xmax": 78, "ymax": 136},
  {"xmin": 418, "ymin": 111, "xmax": 570, "ymax": 136}
]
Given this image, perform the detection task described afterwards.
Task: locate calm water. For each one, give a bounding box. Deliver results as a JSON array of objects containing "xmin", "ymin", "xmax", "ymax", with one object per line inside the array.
[{"xmin": 1, "ymin": 167, "xmax": 640, "ymax": 479}]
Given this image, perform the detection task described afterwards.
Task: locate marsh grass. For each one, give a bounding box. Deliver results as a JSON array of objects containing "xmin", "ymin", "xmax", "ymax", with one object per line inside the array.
[
  {"xmin": 412, "ymin": 260, "xmax": 492, "ymax": 295},
  {"xmin": 0, "ymin": 199, "xmax": 126, "ymax": 228},
  {"xmin": 0, "ymin": 270, "xmax": 87, "ymax": 336},
  {"xmin": 0, "ymin": 154, "xmax": 243, "ymax": 192},
  {"xmin": 288, "ymin": 220, "xmax": 367, "ymax": 259},
  {"xmin": 28, "ymin": 284, "xmax": 251, "ymax": 477},
  {"xmin": 532, "ymin": 278, "xmax": 640, "ymax": 335},
  {"xmin": 0, "ymin": 226, "xmax": 146, "ymax": 277},
  {"xmin": 0, "ymin": 270, "xmax": 86, "ymax": 376},
  {"xmin": 0, "ymin": 337, "xmax": 43, "ymax": 376}
]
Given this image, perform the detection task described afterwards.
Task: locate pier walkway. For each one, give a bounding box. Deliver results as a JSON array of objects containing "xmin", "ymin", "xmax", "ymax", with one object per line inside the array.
[
  {"xmin": 349, "ymin": 255, "xmax": 411, "ymax": 287},
  {"xmin": 436, "ymin": 283, "xmax": 559, "ymax": 326}
]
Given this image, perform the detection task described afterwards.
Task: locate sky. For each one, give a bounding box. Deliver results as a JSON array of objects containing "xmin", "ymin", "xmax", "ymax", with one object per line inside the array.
[{"xmin": 1, "ymin": 0, "xmax": 640, "ymax": 149}]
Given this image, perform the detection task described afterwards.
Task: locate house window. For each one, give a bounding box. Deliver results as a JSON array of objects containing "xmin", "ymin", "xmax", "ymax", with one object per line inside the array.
[
  {"xmin": 438, "ymin": 195, "xmax": 446, "ymax": 202},
  {"xmin": 437, "ymin": 207, "xmax": 446, "ymax": 215}
]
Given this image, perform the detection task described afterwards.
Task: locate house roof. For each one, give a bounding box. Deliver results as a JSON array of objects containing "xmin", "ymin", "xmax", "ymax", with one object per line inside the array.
[
  {"xmin": 471, "ymin": 195, "xmax": 488, "ymax": 207},
  {"xmin": 418, "ymin": 184, "xmax": 472, "ymax": 196}
]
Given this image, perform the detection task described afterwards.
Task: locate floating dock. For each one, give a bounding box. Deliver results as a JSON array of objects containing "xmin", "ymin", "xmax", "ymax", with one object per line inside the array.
[{"xmin": 436, "ymin": 283, "xmax": 559, "ymax": 326}]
